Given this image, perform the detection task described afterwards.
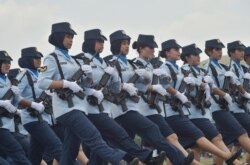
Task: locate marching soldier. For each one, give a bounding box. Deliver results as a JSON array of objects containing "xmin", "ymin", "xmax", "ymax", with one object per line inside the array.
[
  {"xmin": 37, "ymin": 22, "xmax": 136, "ymax": 165},
  {"xmin": 0, "ymin": 50, "xmax": 32, "ymax": 165},
  {"xmin": 159, "ymin": 40, "xmax": 240, "ymax": 164},
  {"xmin": 180, "ymin": 44, "xmax": 242, "ymax": 164},
  {"xmin": 108, "ymin": 33, "xmax": 195, "ymax": 165},
  {"xmin": 203, "ymin": 39, "xmax": 250, "ymax": 161},
  {"xmin": 17, "ymin": 47, "xmax": 62, "ymax": 165}
]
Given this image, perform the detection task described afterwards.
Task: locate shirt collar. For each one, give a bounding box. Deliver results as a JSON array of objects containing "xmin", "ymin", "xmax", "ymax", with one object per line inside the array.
[
  {"xmin": 166, "ymin": 59, "xmax": 178, "ymax": 69},
  {"xmin": 0, "ymin": 73, "xmax": 6, "ymax": 81}
]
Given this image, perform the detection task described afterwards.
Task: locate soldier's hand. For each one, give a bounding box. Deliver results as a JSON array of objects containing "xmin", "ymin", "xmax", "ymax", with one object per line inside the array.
[{"xmin": 63, "ymin": 80, "xmax": 83, "ymax": 93}]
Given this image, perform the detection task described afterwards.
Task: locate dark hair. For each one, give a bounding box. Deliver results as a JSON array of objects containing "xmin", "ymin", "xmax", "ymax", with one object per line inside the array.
[
  {"xmin": 18, "ymin": 56, "xmax": 37, "ymax": 69},
  {"xmin": 204, "ymin": 47, "xmax": 213, "ymax": 56},
  {"xmin": 82, "ymin": 39, "xmax": 96, "ymax": 54},
  {"xmin": 132, "ymin": 42, "xmax": 153, "ymax": 54},
  {"xmin": 48, "ymin": 32, "xmax": 72, "ymax": 50},
  {"xmin": 180, "ymin": 53, "xmax": 190, "ymax": 63},
  {"xmin": 159, "ymin": 48, "xmax": 171, "ymax": 58},
  {"xmin": 227, "ymin": 49, "xmax": 236, "ymax": 57}
]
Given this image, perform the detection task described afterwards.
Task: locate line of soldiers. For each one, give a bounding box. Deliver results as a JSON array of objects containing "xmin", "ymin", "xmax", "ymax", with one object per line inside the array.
[{"xmin": 1, "ymin": 22, "xmax": 250, "ymax": 165}]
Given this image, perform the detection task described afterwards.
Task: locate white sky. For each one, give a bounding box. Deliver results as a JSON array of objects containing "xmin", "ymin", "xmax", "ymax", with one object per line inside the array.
[{"xmin": 0, "ymin": 0, "xmax": 249, "ymax": 68}]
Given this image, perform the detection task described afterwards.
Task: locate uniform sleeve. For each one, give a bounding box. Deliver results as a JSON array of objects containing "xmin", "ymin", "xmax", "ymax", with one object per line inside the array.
[
  {"xmin": 37, "ymin": 55, "xmax": 57, "ymax": 90},
  {"xmin": 230, "ymin": 66, "xmax": 241, "ymax": 86},
  {"xmin": 159, "ymin": 64, "xmax": 171, "ymax": 89}
]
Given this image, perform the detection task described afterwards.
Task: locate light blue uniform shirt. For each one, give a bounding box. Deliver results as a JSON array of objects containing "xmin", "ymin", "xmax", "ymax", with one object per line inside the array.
[
  {"xmin": 159, "ymin": 61, "xmax": 190, "ymax": 117},
  {"xmin": 132, "ymin": 57, "xmax": 161, "ymax": 117},
  {"xmin": 227, "ymin": 60, "xmax": 245, "ymax": 113},
  {"xmin": 204, "ymin": 60, "xmax": 227, "ymax": 113},
  {"xmin": 181, "ymin": 64, "xmax": 212, "ymax": 120},
  {"xmin": 0, "ymin": 75, "xmax": 21, "ymax": 131},
  {"xmin": 76, "ymin": 52, "xmax": 121, "ymax": 115},
  {"xmin": 38, "ymin": 48, "xmax": 88, "ymax": 118},
  {"xmin": 16, "ymin": 69, "xmax": 51, "ymax": 125}
]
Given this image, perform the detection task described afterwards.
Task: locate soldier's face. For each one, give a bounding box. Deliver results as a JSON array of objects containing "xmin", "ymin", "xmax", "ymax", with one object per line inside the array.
[
  {"xmin": 211, "ymin": 48, "xmax": 222, "ymax": 60},
  {"xmin": 120, "ymin": 40, "xmax": 130, "ymax": 55},
  {"xmin": 63, "ymin": 34, "xmax": 73, "ymax": 49},
  {"xmin": 191, "ymin": 54, "xmax": 200, "ymax": 65},
  {"xmin": 166, "ymin": 48, "xmax": 180, "ymax": 60},
  {"xmin": 1, "ymin": 61, "xmax": 10, "ymax": 74},
  {"xmin": 33, "ymin": 58, "xmax": 41, "ymax": 68},
  {"xmin": 140, "ymin": 46, "xmax": 154, "ymax": 60},
  {"xmin": 232, "ymin": 49, "xmax": 244, "ymax": 61},
  {"xmin": 245, "ymin": 56, "xmax": 250, "ymax": 65},
  {"xmin": 95, "ymin": 40, "xmax": 104, "ymax": 53}
]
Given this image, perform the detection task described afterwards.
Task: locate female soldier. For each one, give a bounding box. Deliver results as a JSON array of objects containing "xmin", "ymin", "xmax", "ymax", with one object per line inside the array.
[
  {"xmin": 203, "ymin": 39, "xmax": 250, "ymax": 157},
  {"xmin": 158, "ymin": 39, "xmax": 241, "ymax": 165},
  {"xmin": 74, "ymin": 29, "xmax": 163, "ymax": 165},
  {"xmin": 108, "ymin": 30, "xmax": 204, "ymax": 165},
  {"xmin": 0, "ymin": 50, "xmax": 32, "ymax": 164},
  {"xmin": 37, "ymin": 22, "xmax": 138, "ymax": 165},
  {"xmin": 108, "ymin": 33, "xmax": 195, "ymax": 165},
  {"xmin": 16, "ymin": 47, "xmax": 62, "ymax": 165},
  {"xmin": 180, "ymin": 43, "xmax": 243, "ymax": 165}
]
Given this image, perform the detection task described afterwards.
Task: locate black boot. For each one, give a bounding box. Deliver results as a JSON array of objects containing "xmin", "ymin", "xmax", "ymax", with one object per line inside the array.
[
  {"xmin": 225, "ymin": 148, "xmax": 242, "ymax": 165},
  {"xmin": 180, "ymin": 151, "xmax": 194, "ymax": 165},
  {"xmin": 144, "ymin": 151, "xmax": 167, "ymax": 165},
  {"xmin": 129, "ymin": 157, "xmax": 140, "ymax": 165}
]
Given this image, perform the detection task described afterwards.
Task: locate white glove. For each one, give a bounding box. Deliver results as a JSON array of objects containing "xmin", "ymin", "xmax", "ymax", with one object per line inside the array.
[
  {"xmin": 16, "ymin": 109, "xmax": 22, "ymax": 116},
  {"xmin": 204, "ymin": 83, "xmax": 211, "ymax": 102},
  {"xmin": 151, "ymin": 84, "xmax": 167, "ymax": 96},
  {"xmin": 0, "ymin": 100, "xmax": 17, "ymax": 113},
  {"xmin": 244, "ymin": 73, "xmax": 250, "ymax": 80},
  {"xmin": 122, "ymin": 83, "xmax": 138, "ymax": 96},
  {"xmin": 203, "ymin": 76, "xmax": 214, "ymax": 84},
  {"xmin": 44, "ymin": 90, "xmax": 53, "ymax": 96},
  {"xmin": 104, "ymin": 66, "xmax": 119, "ymax": 80},
  {"xmin": 243, "ymin": 92, "xmax": 250, "ymax": 100},
  {"xmin": 92, "ymin": 90, "xmax": 104, "ymax": 104},
  {"xmin": 153, "ymin": 68, "xmax": 169, "ymax": 77},
  {"xmin": 183, "ymin": 77, "xmax": 195, "ymax": 85},
  {"xmin": 86, "ymin": 88, "xmax": 104, "ymax": 104},
  {"xmin": 63, "ymin": 80, "xmax": 83, "ymax": 93},
  {"xmin": 224, "ymin": 71, "xmax": 237, "ymax": 84},
  {"xmin": 223, "ymin": 93, "xmax": 233, "ymax": 104},
  {"xmin": 175, "ymin": 91, "xmax": 188, "ymax": 103},
  {"xmin": 11, "ymin": 86, "xmax": 20, "ymax": 95},
  {"xmin": 81, "ymin": 65, "xmax": 92, "ymax": 74},
  {"xmin": 31, "ymin": 102, "xmax": 45, "ymax": 113},
  {"xmin": 135, "ymin": 69, "xmax": 151, "ymax": 80}
]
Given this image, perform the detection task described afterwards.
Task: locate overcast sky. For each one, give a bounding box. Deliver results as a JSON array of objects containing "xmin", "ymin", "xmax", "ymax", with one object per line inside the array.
[{"xmin": 0, "ymin": 0, "xmax": 249, "ymax": 68}]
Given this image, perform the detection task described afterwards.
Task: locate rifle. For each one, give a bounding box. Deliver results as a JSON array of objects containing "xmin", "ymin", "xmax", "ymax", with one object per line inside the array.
[
  {"xmin": 168, "ymin": 66, "xmax": 191, "ymax": 116},
  {"xmin": 77, "ymin": 53, "xmax": 115, "ymax": 112},
  {"xmin": 189, "ymin": 66, "xmax": 211, "ymax": 115},
  {"xmin": 113, "ymin": 72, "xmax": 140, "ymax": 112},
  {"xmin": 107, "ymin": 56, "xmax": 141, "ymax": 112},
  {"xmin": 27, "ymin": 91, "xmax": 53, "ymax": 122},
  {"xmin": 146, "ymin": 57, "xmax": 167, "ymax": 113},
  {"xmin": 218, "ymin": 60, "xmax": 234, "ymax": 111},
  {"xmin": 236, "ymin": 78, "xmax": 250, "ymax": 113},
  {"xmin": 55, "ymin": 69, "xmax": 85, "ymax": 108},
  {"xmin": 0, "ymin": 89, "xmax": 15, "ymax": 127}
]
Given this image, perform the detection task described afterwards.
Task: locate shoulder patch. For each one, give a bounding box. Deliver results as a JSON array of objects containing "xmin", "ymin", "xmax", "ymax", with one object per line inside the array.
[{"xmin": 38, "ymin": 66, "xmax": 47, "ymax": 72}]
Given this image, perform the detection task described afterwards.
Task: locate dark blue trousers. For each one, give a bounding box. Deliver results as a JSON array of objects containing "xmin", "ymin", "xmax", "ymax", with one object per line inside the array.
[
  {"xmin": 233, "ymin": 112, "xmax": 250, "ymax": 136},
  {"xmin": 115, "ymin": 111, "xmax": 186, "ymax": 165},
  {"xmin": 57, "ymin": 110, "xmax": 126, "ymax": 165},
  {"xmin": 0, "ymin": 156, "xmax": 10, "ymax": 165},
  {"xmin": 0, "ymin": 128, "xmax": 31, "ymax": 165},
  {"xmin": 12, "ymin": 132, "xmax": 30, "ymax": 158},
  {"xmin": 88, "ymin": 113, "xmax": 151, "ymax": 162},
  {"xmin": 24, "ymin": 121, "xmax": 62, "ymax": 165}
]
